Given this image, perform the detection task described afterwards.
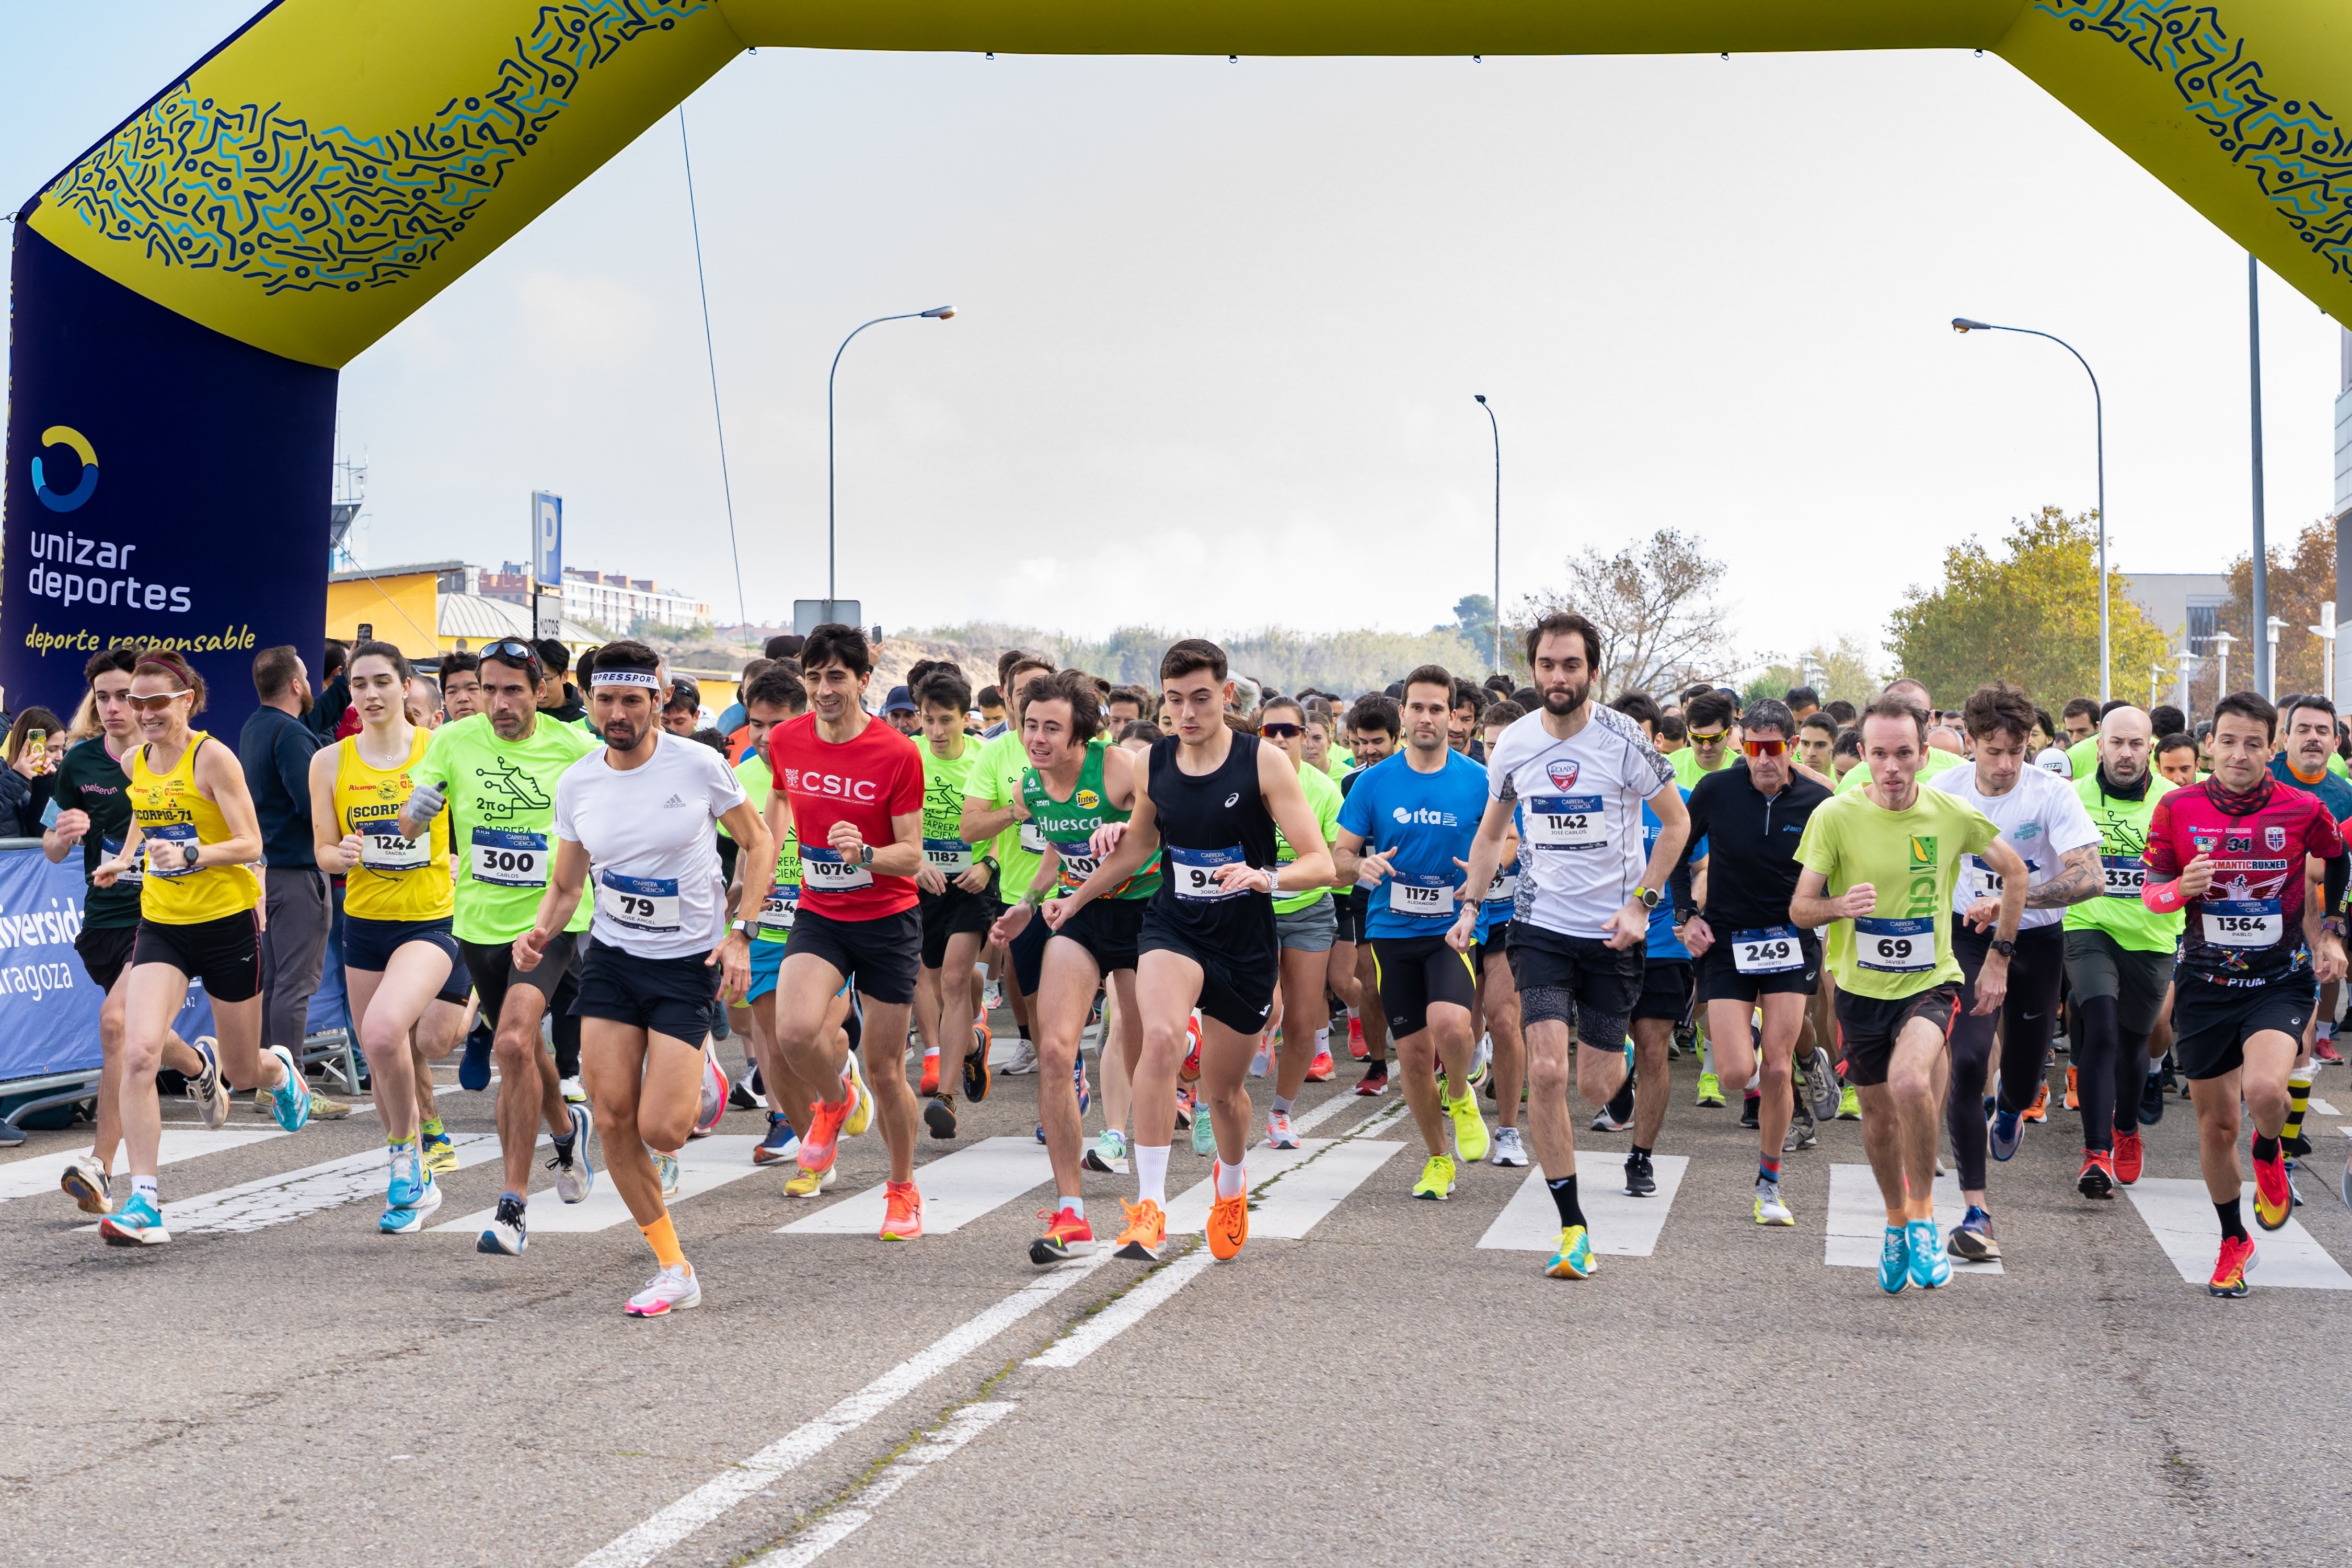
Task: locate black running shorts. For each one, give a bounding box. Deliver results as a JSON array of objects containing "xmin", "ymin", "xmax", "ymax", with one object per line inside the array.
[
  {"xmin": 1371, "ymin": 934, "xmax": 1478, "ymax": 1038},
  {"xmin": 784, "ymin": 905, "xmax": 921, "ymax": 1007},
  {"xmin": 919, "ymin": 881, "xmax": 996, "ymax": 969},
  {"xmin": 573, "ymin": 941, "xmax": 720, "ymax": 1043},
  {"xmin": 133, "ymin": 911, "xmax": 261, "ymax": 1003},
  {"xmin": 1632, "ymin": 958, "xmax": 1696, "ymax": 1024},
  {"xmin": 2170, "ymin": 976, "xmax": 2310, "ymax": 1081},
  {"xmin": 1052, "ymin": 896, "xmax": 1146, "ymax": 975},
  {"xmin": 1694, "ymin": 926, "xmax": 1822, "ymax": 1005},
  {"xmin": 1833, "ymin": 983, "xmax": 1962, "ymax": 1087}
]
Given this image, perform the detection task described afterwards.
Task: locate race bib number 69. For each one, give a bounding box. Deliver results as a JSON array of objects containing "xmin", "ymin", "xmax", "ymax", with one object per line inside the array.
[{"xmin": 1853, "ymin": 915, "xmax": 1935, "ymax": 974}]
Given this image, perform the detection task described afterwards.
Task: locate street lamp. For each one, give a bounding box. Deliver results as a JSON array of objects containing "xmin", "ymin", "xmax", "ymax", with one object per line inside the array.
[
  {"xmin": 1473, "ymin": 395, "xmax": 1500, "ymax": 673},
  {"xmin": 2311, "ymin": 603, "xmax": 2338, "ymax": 702},
  {"xmin": 2266, "ymin": 615, "xmax": 2287, "ymax": 701},
  {"xmin": 2172, "ymin": 645, "xmax": 2200, "ymax": 717},
  {"xmin": 1953, "ymin": 316, "xmax": 2108, "ymax": 701},
  {"xmin": 828, "ymin": 306, "xmax": 956, "ymax": 602},
  {"xmin": 2208, "ymin": 629, "xmax": 2237, "ymax": 706}
]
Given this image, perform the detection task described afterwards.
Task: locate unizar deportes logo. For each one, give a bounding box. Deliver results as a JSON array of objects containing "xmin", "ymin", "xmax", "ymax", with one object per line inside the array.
[{"xmin": 31, "ymin": 426, "xmax": 98, "ymax": 513}]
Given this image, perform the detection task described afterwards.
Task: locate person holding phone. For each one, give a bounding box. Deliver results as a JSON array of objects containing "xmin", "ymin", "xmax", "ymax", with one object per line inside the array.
[{"xmin": 1, "ymin": 706, "xmax": 64, "ymax": 837}]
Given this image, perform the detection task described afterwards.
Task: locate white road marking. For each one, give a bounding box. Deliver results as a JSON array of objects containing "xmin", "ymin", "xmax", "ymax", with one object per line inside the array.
[
  {"xmin": 78, "ymin": 1134, "xmax": 500, "ymax": 1236},
  {"xmin": 1823, "ymin": 1163, "xmax": 2003, "ymax": 1275},
  {"xmin": 779, "ymin": 1137, "xmax": 1052, "ymax": 1236},
  {"xmin": 574, "ymin": 1256, "xmax": 1109, "ymax": 1568},
  {"xmin": 744, "ymin": 1401, "xmax": 1019, "ymax": 1568},
  {"xmin": 1163, "ymin": 1130, "xmax": 1402, "ymax": 1237},
  {"xmin": 2308, "ymin": 1097, "xmax": 2339, "ymax": 1117},
  {"xmin": 0, "ymin": 1128, "xmax": 284, "ymax": 1203},
  {"xmin": 1028, "ymin": 1253, "xmax": 1214, "ymax": 1369},
  {"xmin": 437, "ymin": 1135, "xmax": 769, "ymax": 1236},
  {"xmin": 2124, "ymin": 1177, "xmax": 2352, "ymax": 1290},
  {"xmin": 1478, "ymin": 1154, "xmax": 1691, "ymax": 1256}
]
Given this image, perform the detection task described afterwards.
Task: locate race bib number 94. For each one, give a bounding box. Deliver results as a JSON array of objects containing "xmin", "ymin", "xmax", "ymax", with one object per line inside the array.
[
  {"xmin": 1171, "ymin": 844, "xmax": 1250, "ymax": 901},
  {"xmin": 1853, "ymin": 915, "xmax": 1935, "ymax": 974}
]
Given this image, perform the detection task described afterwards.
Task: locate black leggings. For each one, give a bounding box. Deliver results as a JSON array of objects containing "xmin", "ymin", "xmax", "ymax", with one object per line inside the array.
[
  {"xmin": 2069, "ymin": 993, "xmax": 2148, "ymax": 1155},
  {"xmin": 1946, "ymin": 923, "xmax": 2066, "ymax": 1192}
]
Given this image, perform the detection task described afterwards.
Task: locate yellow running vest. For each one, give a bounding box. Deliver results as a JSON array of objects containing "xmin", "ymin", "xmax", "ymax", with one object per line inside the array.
[
  {"xmin": 128, "ymin": 732, "xmax": 259, "ymax": 925},
  {"xmin": 336, "ymin": 728, "xmax": 453, "ymax": 921}
]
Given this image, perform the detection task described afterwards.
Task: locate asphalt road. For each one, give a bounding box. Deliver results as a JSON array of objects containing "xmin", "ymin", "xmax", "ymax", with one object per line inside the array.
[{"xmin": 4, "ymin": 1028, "xmax": 2349, "ymax": 1567}]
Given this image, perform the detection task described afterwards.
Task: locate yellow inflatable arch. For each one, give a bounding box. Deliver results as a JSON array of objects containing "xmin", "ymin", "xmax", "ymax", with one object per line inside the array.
[{"xmin": 5, "ymin": 0, "xmax": 2350, "ymax": 719}]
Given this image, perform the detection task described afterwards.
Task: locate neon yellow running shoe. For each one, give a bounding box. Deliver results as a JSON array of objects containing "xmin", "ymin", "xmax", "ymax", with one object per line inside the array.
[
  {"xmin": 1445, "ymin": 1091, "xmax": 1490, "ymax": 1163},
  {"xmin": 843, "ymin": 1051, "xmax": 874, "ymax": 1138},
  {"xmin": 1837, "ymin": 1085, "xmax": 1862, "ymax": 1121},
  {"xmin": 1544, "ymin": 1224, "xmax": 1598, "ymax": 1278},
  {"xmin": 1695, "ymin": 1071, "xmax": 1725, "ymax": 1108},
  {"xmin": 783, "ymin": 1164, "xmax": 837, "ymax": 1198},
  {"xmin": 420, "ymin": 1127, "xmax": 458, "ymax": 1177},
  {"xmin": 1412, "ymin": 1152, "xmax": 1457, "ymax": 1201}
]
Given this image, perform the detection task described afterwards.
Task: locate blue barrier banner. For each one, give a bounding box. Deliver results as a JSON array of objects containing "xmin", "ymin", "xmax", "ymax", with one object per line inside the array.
[
  {"xmin": 3, "ymin": 225, "xmax": 335, "ymax": 736},
  {"xmin": 0, "ymin": 846, "xmax": 102, "ymax": 1080}
]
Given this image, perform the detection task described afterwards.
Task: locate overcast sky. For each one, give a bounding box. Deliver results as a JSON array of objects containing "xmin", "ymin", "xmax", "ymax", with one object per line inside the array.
[{"xmin": 7, "ymin": 5, "xmax": 2344, "ymax": 672}]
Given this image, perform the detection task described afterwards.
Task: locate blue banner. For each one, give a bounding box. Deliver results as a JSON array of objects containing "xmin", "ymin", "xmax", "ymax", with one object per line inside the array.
[{"xmin": 3, "ymin": 225, "xmax": 335, "ymax": 736}]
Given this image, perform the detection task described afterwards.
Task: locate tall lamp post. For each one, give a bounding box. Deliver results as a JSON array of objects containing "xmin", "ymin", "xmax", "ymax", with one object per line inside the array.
[
  {"xmin": 2311, "ymin": 603, "xmax": 2338, "ymax": 702},
  {"xmin": 1952, "ymin": 317, "xmax": 2107, "ymax": 701},
  {"xmin": 1474, "ymin": 395, "xmax": 1501, "ymax": 674},
  {"xmin": 2209, "ymin": 629, "xmax": 2237, "ymax": 707},
  {"xmin": 829, "ymin": 306, "xmax": 956, "ymax": 603},
  {"xmin": 2266, "ymin": 615, "xmax": 2287, "ymax": 701}
]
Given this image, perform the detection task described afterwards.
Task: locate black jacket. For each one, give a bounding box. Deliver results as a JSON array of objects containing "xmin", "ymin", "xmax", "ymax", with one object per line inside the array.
[{"xmin": 1669, "ymin": 760, "xmax": 1832, "ymax": 932}]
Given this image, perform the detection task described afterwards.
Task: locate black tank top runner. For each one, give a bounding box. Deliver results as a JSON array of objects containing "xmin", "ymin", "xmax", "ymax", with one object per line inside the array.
[{"xmin": 1145, "ymin": 731, "xmax": 1279, "ymax": 959}]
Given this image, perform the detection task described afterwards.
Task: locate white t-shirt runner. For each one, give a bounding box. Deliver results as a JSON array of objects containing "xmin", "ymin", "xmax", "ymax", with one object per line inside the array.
[
  {"xmin": 552, "ymin": 732, "xmax": 747, "ymax": 959},
  {"xmin": 1484, "ymin": 703, "xmax": 1676, "ymax": 941},
  {"xmin": 1928, "ymin": 760, "xmax": 2100, "ymax": 931}
]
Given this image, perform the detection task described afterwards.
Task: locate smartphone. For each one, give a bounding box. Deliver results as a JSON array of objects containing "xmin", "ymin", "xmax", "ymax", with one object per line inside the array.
[{"xmin": 23, "ymin": 730, "xmax": 45, "ymax": 771}]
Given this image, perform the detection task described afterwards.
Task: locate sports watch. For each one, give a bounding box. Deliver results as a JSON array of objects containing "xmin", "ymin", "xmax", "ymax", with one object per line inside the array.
[
  {"xmin": 1634, "ymin": 886, "xmax": 1661, "ymax": 912},
  {"xmin": 1988, "ymin": 937, "xmax": 2017, "ymax": 959}
]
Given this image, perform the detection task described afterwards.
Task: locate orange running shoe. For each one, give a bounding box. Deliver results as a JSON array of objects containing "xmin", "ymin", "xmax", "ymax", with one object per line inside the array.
[
  {"xmin": 1306, "ymin": 1048, "xmax": 1335, "ymax": 1082},
  {"xmin": 2112, "ymin": 1129, "xmax": 2145, "ymax": 1185},
  {"xmin": 797, "ymin": 1076, "xmax": 861, "ymax": 1172},
  {"xmin": 2252, "ymin": 1139, "xmax": 2293, "ymax": 1231},
  {"xmin": 918, "ymin": 1049, "xmax": 940, "ymax": 1097},
  {"xmin": 2208, "ymin": 1233, "xmax": 2256, "ymax": 1297},
  {"xmin": 879, "ymin": 1180, "xmax": 924, "ymax": 1240},
  {"xmin": 1112, "ymin": 1197, "xmax": 1166, "ymax": 1261},
  {"xmin": 2064, "ymin": 1066, "xmax": 2079, "ymax": 1111},
  {"xmin": 1028, "ymin": 1205, "xmax": 1098, "ymax": 1265},
  {"xmin": 1206, "ymin": 1163, "xmax": 1248, "ymax": 1262},
  {"xmin": 2076, "ymin": 1148, "xmax": 2115, "ymax": 1199},
  {"xmin": 1180, "ymin": 1017, "xmax": 1202, "ymax": 1082},
  {"xmin": 2022, "ymin": 1080, "xmax": 2049, "ymax": 1124},
  {"xmin": 1347, "ymin": 1017, "xmax": 1368, "ymax": 1060}
]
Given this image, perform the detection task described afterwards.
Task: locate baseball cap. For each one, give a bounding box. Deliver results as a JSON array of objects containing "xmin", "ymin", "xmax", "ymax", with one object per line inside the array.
[{"xmin": 881, "ymin": 685, "xmax": 917, "ymax": 715}]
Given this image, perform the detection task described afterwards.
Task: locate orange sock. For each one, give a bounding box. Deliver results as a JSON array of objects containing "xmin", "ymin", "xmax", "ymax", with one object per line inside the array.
[
  {"xmin": 1884, "ymin": 1205, "xmax": 1906, "ymax": 1228},
  {"xmin": 1907, "ymin": 1196, "xmax": 1935, "ymax": 1224},
  {"xmin": 640, "ymin": 1212, "xmax": 687, "ymax": 1270}
]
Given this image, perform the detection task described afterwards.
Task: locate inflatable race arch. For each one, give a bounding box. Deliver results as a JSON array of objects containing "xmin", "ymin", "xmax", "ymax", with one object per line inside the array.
[{"xmin": 8, "ymin": 0, "xmax": 2351, "ymax": 722}]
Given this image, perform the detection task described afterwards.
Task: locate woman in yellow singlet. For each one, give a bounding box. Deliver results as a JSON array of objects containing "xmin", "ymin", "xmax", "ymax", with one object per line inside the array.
[
  {"xmin": 90, "ymin": 650, "xmax": 310, "ymax": 1247},
  {"xmin": 307, "ymin": 640, "xmax": 466, "ymax": 1232}
]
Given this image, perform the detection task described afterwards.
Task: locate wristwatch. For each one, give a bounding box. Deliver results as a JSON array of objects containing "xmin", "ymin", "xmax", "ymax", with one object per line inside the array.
[
  {"xmin": 730, "ymin": 918, "xmax": 752, "ymax": 936},
  {"xmin": 1675, "ymin": 906, "xmax": 1699, "ymax": 927},
  {"xmin": 858, "ymin": 843, "xmax": 874, "ymax": 868},
  {"xmin": 1989, "ymin": 937, "xmax": 2017, "ymax": 958},
  {"xmin": 1634, "ymin": 885, "xmax": 1661, "ymax": 912}
]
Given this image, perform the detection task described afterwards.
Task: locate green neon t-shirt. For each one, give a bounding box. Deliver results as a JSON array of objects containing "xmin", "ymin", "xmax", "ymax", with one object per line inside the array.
[
  {"xmin": 1273, "ymin": 757, "xmax": 1342, "ymax": 914},
  {"xmin": 1834, "ymin": 745, "xmax": 1965, "ymax": 794},
  {"xmin": 2063, "ymin": 770, "xmax": 2181, "ymax": 953},
  {"xmin": 1795, "ymin": 784, "xmax": 1999, "ymax": 999},
  {"xmin": 970, "ymin": 729, "xmax": 1044, "ymax": 900},
  {"xmin": 1671, "ymin": 746, "xmax": 1734, "ymax": 793},
  {"xmin": 410, "ymin": 712, "xmax": 598, "ymax": 943},
  {"xmin": 919, "ymin": 740, "xmax": 980, "ymax": 872},
  {"xmin": 730, "ymin": 753, "xmax": 803, "ymax": 942},
  {"xmin": 2063, "ymin": 735, "xmax": 2098, "ymax": 780}
]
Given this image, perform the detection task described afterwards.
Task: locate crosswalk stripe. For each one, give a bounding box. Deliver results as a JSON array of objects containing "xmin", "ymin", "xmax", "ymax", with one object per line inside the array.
[
  {"xmin": 437, "ymin": 1135, "xmax": 773, "ymax": 1236},
  {"xmin": 2124, "ymin": 1178, "xmax": 2352, "ymax": 1290},
  {"xmin": 77, "ymin": 1134, "xmax": 501, "ymax": 1236},
  {"xmin": 1824, "ymin": 1163, "xmax": 2003, "ymax": 1275},
  {"xmin": 1478, "ymin": 1155, "xmax": 1691, "ymax": 1256},
  {"xmin": 0, "ymin": 1128, "xmax": 285, "ymax": 1203},
  {"xmin": 2309, "ymin": 1097, "xmax": 2340, "ymax": 1117},
  {"xmin": 779, "ymin": 1138, "xmax": 1053, "ymax": 1236},
  {"xmin": 1163, "ymin": 1138, "xmax": 1405, "ymax": 1239}
]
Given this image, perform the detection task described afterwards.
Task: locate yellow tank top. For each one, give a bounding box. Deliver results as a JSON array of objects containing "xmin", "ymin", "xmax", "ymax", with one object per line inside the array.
[
  {"xmin": 128, "ymin": 731, "xmax": 260, "ymax": 925},
  {"xmin": 336, "ymin": 727, "xmax": 454, "ymax": 922}
]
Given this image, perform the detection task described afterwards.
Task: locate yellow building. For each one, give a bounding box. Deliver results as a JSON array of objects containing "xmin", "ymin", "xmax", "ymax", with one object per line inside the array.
[{"xmin": 327, "ymin": 561, "xmax": 599, "ymax": 661}]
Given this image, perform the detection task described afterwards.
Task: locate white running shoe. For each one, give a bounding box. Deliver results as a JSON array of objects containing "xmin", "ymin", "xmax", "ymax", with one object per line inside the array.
[
  {"xmin": 1250, "ymin": 1039, "xmax": 1273, "ymax": 1077},
  {"xmin": 624, "ymin": 1264, "xmax": 701, "ymax": 1318},
  {"xmin": 1266, "ymin": 1110, "xmax": 1298, "ymax": 1150},
  {"xmin": 560, "ymin": 1076, "xmax": 587, "ymax": 1106},
  {"xmin": 998, "ymin": 1040, "xmax": 1040, "ymax": 1076},
  {"xmin": 60, "ymin": 1151, "xmax": 113, "ymax": 1214},
  {"xmin": 653, "ymin": 1149, "xmax": 681, "ymax": 1199},
  {"xmin": 1489, "ymin": 1126, "xmax": 1529, "ymax": 1167},
  {"xmin": 185, "ymin": 1037, "xmax": 230, "ymax": 1129},
  {"xmin": 555, "ymin": 1103, "xmax": 596, "ymax": 1203}
]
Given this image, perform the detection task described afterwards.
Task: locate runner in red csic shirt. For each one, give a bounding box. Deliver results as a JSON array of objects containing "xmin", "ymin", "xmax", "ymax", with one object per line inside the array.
[
  {"xmin": 764, "ymin": 624, "xmax": 931, "ymax": 1238},
  {"xmin": 2139, "ymin": 691, "xmax": 2348, "ymax": 1297}
]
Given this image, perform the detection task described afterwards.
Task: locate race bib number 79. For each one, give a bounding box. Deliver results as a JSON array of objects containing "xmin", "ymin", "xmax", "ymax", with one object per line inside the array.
[{"xmin": 599, "ymin": 871, "xmax": 681, "ymax": 934}]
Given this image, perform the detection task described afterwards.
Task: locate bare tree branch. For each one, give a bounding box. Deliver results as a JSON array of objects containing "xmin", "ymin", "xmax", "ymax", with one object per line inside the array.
[{"xmin": 1517, "ymin": 529, "xmax": 1737, "ymax": 699}]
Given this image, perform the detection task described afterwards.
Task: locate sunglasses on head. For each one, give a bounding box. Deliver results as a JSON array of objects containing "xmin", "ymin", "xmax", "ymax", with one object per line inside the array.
[
  {"xmin": 1742, "ymin": 737, "xmax": 1788, "ymax": 757},
  {"xmin": 483, "ymin": 638, "xmax": 544, "ymax": 671},
  {"xmin": 1260, "ymin": 722, "xmax": 1302, "ymax": 740}
]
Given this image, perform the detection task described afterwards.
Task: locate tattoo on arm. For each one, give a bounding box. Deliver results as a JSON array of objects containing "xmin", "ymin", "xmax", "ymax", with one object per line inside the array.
[{"xmin": 2024, "ymin": 845, "xmax": 2101, "ymax": 909}]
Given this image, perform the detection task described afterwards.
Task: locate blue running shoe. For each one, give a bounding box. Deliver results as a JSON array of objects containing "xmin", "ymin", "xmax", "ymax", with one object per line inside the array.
[
  {"xmin": 266, "ymin": 1044, "xmax": 312, "ymax": 1132},
  {"xmin": 381, "ymin": 1154, "xmax": 441, "ymax": 1235},
  {"xmin": 99, "ymin": 1191, "xmax": 171, "ymax": 1247},
  {"xmin": 477, "ymin": 1193, "xmax": 528, "ymax": 1255},
  {"xmin": 1877, "ymin": 1225, "xmax": 1910, "ymax": 1294},
  {"xmin": 552, "ymin": 1102, "xmax": 596, "ymax": 1202},
  {"xmin": 752, "ymin": 1112, "xmax": 799, "ymax": 1167},
  {"xmin": 386, "ymin": 1144, "xmax": 426, "ymax": 1209},
  {"xmin": 1543, "ymin": 1224, "xmax": 1598, "ymax": 1279},
  {"xmin": 1907, "ymin": 1219, "xmax": 1951, "ymax": 1288},
  {"xmin": 1988, "ymin": 1108, "xmax": 2023, "ymax": 1162},
  {"xmin": 1075, "ymin": 1051, "xmax": 1091, "ymax": 1117},
  {"xmin": 459, "ymin": 1020, "xmax": 494, "ymax": 1092}
]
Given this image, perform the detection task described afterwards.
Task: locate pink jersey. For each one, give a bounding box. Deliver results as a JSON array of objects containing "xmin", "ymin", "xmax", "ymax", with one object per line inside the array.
[{"xmin": 2144, "ymin": 777, "xmax": 2344, "ymax": 987}]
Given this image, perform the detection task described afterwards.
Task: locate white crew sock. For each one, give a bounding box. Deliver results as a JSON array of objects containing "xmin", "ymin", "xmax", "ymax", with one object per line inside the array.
[
  {"xmin": 1135, "ymin": 1143, "xmax": 1170, "ymax": 1204},
  {"xmin": 1214, "ymin": 1158, "xmax": 1247, "ymax": 1199}
]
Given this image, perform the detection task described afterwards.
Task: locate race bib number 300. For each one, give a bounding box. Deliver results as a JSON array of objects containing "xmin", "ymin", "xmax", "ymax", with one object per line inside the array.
[
  {"xmin": 469, "ymin": 828, "xmax": 548, "ymax": 889},
  {"xmin": 1524, "ymin": 795, "xmax": 1607, "ymax": 852},
  {"xmin": 1853, "ymin": 915, "xmax": 1936, "ymax": 974},
  {"xmin": 1171, "ymin": 844, "xmax": 1250, "ymax": 901},
  {"xmin": 601, "ymin": 871, "xmax": 681, "ymax": 934}
]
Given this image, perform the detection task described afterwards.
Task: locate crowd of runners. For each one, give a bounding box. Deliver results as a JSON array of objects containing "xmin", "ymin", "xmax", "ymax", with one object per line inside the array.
[{"xmin": 28, "ymin": 613, "xmax": 2352, "ymax": 1310}]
